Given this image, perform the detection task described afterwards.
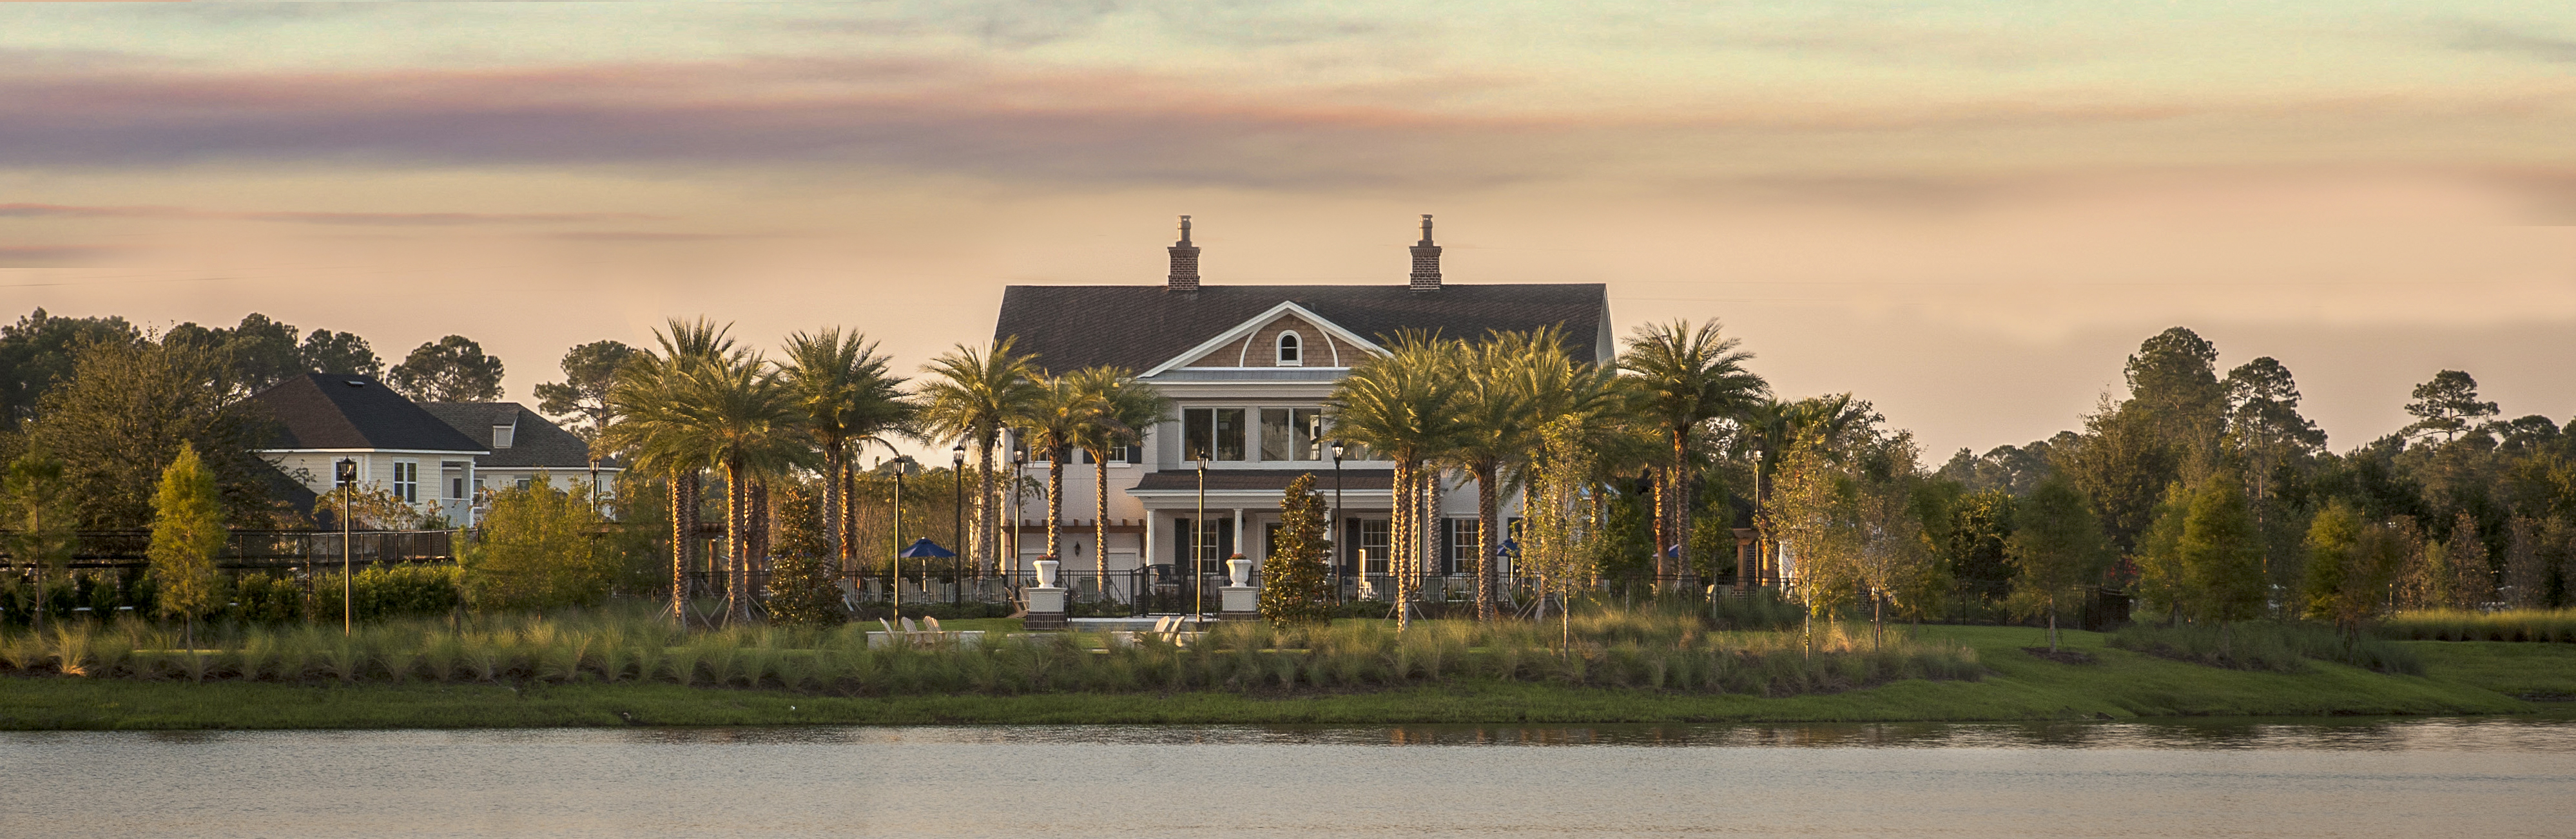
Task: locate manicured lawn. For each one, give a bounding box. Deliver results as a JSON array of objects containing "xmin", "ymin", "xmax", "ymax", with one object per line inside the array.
[{"xmin": 2, "ymin": 624, "xmax": 2548, "ymax": 730}]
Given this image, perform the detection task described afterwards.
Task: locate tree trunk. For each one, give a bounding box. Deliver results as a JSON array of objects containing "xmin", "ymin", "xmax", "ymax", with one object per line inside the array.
[
  {"xmin": 2048, "ymin": 593, "xmax": 2059, "ymax": 653},
  {"xmin": 976, "ymin": 438, "xmax": 997, "ymax": 578},
  {"xmin": 1475, "ymin": 461, "xmax": 1499, "ymax": 622},
  {"xmin": 1046, "ymin": 448, "xmax": 1064, "ymax": 560},
  {"xmin": 724, "ymin": 459, "xmax": 751, "ymax": 624},
  {"xmin": 1393, "ymin": 457, "xmax": 1413, "ymax": 632},
  {"xmin": 1093, "ymin": 448, "xmax": 1112, "ymax": 602},
  {"xmin": 1651, "ymin": 465, "xmax": 1669, "ymax": 584},
  {"xmin": 668, "ymin": 469, "xmax": 697, "ymax": 626},
  {"xmin": 823, "ymin": 443, "xmax": 846, "ymax": 577}
]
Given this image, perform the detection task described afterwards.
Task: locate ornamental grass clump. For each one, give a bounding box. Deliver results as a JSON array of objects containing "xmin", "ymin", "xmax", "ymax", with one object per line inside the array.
[
  {"xmin": 2109, "ymin": 621, "xmax": 2423, "ymax": 675},
  {"xmin": 2377, "ymin": 609, "xmax": 2576, "ymax": 642},
  {"xmin": 0, "ymin": 603, "xmax": 1981, "ymax": 697}
]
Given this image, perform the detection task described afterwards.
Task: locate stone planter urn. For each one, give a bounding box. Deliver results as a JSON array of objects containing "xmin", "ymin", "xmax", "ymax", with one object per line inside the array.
[
  {"xmin": 1034, "ymin": 557, "xmax": 1061, "ymax": 588},
  {"xmin": 1226, "ymin": 556, "xmax": 1253, "ymax": 588}
]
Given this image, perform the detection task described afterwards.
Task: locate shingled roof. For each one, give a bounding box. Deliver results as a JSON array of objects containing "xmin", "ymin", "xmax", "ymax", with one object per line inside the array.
[
  {"xmin": 993, "ymin": 284, "xmax": 1611, "ymax": 374},
  {"xmin": 419, "ymin": 402, "xmax": 606, "ymax": 470},
  {"xmin": 251, "ymin": 373, "xmax": 487, "ymax": 452}
]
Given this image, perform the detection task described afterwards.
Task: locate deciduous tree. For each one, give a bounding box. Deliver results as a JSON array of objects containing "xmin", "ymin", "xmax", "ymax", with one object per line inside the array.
[{"xmin": 147, "ymin": 444, "xmax": 228, "ymax": 648}]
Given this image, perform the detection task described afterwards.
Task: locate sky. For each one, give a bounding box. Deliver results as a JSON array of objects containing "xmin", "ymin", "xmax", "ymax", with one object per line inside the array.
[{"xmin": 5, "ymin": 1, "xmax": 2575, "ymax": 463}]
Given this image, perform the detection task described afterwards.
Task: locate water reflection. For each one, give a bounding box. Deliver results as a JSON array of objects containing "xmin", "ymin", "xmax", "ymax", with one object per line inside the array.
[{"xmin": 6, "ymin": 717, "xmax": 2573, "ymax": 839}]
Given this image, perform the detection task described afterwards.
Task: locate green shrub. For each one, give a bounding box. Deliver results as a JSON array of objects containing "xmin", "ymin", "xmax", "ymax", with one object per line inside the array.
[
  {"xmin": 460, "ymin": 476, "xmax": 613, "ymax": 611},
  {"xmin": 2109, "ymin": 621, "xmax": 2423, "ymax": 675}
]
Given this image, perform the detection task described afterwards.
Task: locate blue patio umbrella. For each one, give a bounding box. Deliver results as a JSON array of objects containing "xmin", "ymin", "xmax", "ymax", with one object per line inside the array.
[{"xmin": 898, "ymin": 537, "xmax": 956, "ymax": 559}]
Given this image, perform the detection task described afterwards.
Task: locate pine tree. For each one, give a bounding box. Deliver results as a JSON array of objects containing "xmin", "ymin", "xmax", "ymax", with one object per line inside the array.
[
  {"xmin": 1259, "ymin": 474, "xmax": 1332, "ymax": 625},
  {"xmin": 3, "ymin": 448, "xmax": 77, "ymax": 633},
  {"xmin": 147, "ymin": 443, "xmax": 227, "ymax": 648}
]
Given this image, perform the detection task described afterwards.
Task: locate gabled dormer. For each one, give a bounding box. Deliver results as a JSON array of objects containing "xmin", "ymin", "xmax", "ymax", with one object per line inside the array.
[{"xmin": 1142, "ymin": 301, "xmax": 1385, "ymax": 377}]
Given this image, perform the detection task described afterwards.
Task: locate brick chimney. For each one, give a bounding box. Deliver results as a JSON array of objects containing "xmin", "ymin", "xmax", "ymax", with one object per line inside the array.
[
  {"xmin": 1167, "ymin": 215, "xmax": 1200, "ymax": 292},
  {"xmin": 1409, "ymin": 214, "xmax": 1441, "ymax": 292}
]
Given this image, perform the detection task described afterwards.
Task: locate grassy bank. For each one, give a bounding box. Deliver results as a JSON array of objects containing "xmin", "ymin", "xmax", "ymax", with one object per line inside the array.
[{"xmin": 1, "ymin": 625, "xmax": 2550, "ymax": 729}]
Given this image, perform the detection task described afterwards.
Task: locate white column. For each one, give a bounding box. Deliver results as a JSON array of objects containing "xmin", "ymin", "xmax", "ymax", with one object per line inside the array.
[{"xmin": 1231, "ymin": 508, "xmax": 1245, "ymax": 560}]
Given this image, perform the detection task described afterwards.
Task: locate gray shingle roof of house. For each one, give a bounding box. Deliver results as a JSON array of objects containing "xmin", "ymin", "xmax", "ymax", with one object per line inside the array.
[
  {"xmin": 251, "ymin": 373, "xmax": 487, "ymax": 452},
  {"xmin": 993, "ymin": 284, "xmax": 1611, "ymax": 374},
  {"xmin": 419, "ymin": 402, "xmax": 606, "ymax": 470}
]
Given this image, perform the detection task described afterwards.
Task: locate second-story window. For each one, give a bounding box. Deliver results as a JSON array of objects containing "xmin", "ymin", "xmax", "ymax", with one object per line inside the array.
[
  {"xmin": 1183, "ymin": 407, "xmax": 1246, "ymax": 461},
  {"xmin": 1259, "ymin": 408, "xmax": 1325, "ymax": 461},
  {"xmin": 1276, "ymin": 332, "xmax": 1303, "ymax": 366}
]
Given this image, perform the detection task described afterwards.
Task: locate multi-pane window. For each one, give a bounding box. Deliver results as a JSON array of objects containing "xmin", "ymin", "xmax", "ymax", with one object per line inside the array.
[
  {"xmin": 1276, "ymin": 332, "xmax": 1302, "ymax": 365},
  {"xmin": 1182, "ymin": 407, "xmax": 1246, "ymax": 461},
  {"xmin": 1445, "ymin": 518, "xmax": 1480, "ymax": 575},
  {"xmin": 391, "ymin": 461, "xmax": 419, "ymax": 503},
  {"xmin": 1176, "ymin": 517, "xmax": 1235, "ymax": 574},
  {"xmin": 1258, "ymin": 408, "xmax": 1325, "ymax": 461},
  {"xmin": 1358, "ymin": 519, "xmax": 1390, "ymax": 574}
]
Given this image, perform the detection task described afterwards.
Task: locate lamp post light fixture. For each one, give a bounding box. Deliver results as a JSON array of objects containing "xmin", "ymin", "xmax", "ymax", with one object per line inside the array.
[
  {"xmin": 892, "ymin": 459, "xmax": 904, "ymax": 616},
  {"xmin": 1330, "ymin": 439, "xmax": 1345, "ymax": 604},
  {"xmin": 952, "ymin": 443, "xmax": 966, "ymax": 604},
  {"xmin": 334, "ymin": 458, "xmax": 356, "ymax": 637}
]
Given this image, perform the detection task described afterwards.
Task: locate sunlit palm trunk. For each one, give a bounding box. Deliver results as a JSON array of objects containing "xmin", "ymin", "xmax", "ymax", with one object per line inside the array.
[
  {"xmin": 976, "ymin": 438, "xmax": 996, "ymax": 578},
  {"xmin": 1401, "ymin": 458, "xmax": 1422, "ymax": 628},
  {"xmin": 1045, "ymin": 452, "xmax": 1064, "ymax": 561},
  {"xmin": 1473, "ymin": 461, "xmax": 1500, "ymax": 622},
  {"xmin": 668, "ymin": 469, "xmax": 698, "ymax": 626},
  {"xmin": 724, "ymin": 458, "xmax": 752, "ymax": 624}
]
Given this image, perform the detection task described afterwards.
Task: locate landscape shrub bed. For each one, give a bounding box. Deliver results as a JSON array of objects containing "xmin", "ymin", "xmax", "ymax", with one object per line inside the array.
[
  {"xmin": 2376, "ymin": 610, "xmax": 2576, "ymax": 643},
  {"xmin": 2107, "ymin": 621, "xmax": 2423, "ymax": 675},
  {"xmin": 0, "ymin": 606, "xmax": 1980, "ymax": 697}
]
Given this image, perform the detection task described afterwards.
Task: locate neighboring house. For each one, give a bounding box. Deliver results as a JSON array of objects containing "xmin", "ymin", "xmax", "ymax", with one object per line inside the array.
[
  {"xmin": 251, "ymin": 372, "xmax": 489, "ymax": 526},
  {"xmin": 991, "ymin": 216, "xmax": 1612, "ymax": 585},
  {"xmin": 420, "ymin": 402, "xmax": 620, "ymax": 508}
]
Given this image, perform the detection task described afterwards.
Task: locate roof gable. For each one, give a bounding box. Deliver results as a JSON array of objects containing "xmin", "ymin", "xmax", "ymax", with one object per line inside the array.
[
  {"xmin": 419, "ymin": 402, "xmax": 609, "ymax": 470},
  {"xmin": 994, "ymin": 283, "xmax": 1611, "ymax": 375},
  {"xmin": 251, "ymin": 373, "xmax": 488, "ymax": 453},
  {"xmin": 1143, "ymin": 301, "xmax": 1386, "ymax": 376}
]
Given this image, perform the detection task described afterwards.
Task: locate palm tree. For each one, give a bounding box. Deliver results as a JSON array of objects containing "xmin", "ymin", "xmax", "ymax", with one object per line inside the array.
[
  {"xmin": 1068, "ymin": 366, "xmax": 1171, "ymax": 597},
  {"xmin": 599, "ymin": 318, "xmax": 736, "ymax": 626},
  {"xmin": 1620, "ymin": 320, "xmax": 1768, "ymax": 592},
  {"xmin": 780, "ymin": 329, "xmax": 913, "ymax": 577},
  {"xmin": 1324, "ymin": 333, "xmax": 1466, "ymax": 630},
  {"xmin": 667, "ymin": 349, "xmax": 809, "ymax": 623},
  {"xmin": 1738, "ymin": 394, "xmax": 1875, "ymax": 584},
  {"xmin": 1444, "ymin": 331, "xmax": 1544, "ymax": 621},
  {"xmin": 1015, "ymin": 372, "xmax": 1107, "ymax": 564},
  {"xmin": 917, "ymin": 338, "xmax": 1040, "ymax": 579}
]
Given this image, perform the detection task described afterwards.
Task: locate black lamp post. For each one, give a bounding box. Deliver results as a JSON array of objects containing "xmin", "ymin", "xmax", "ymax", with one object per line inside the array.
[
  {"xmin": 334, "ymin": 458, "xmax": 356, "ymax": 636},
  {"xmin": 1330, "ymin": 439, "xmax": 1344, "ymax": 603},
  {"xmin": 953, "ymin": 443, "xmax": 966, "ymax": 604},
  {"xmin": 1194, "ymin": 448, "xmax": 1208, "ymax": 622}
]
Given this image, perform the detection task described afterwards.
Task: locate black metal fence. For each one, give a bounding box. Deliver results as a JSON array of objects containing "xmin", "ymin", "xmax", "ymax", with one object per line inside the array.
[{"xmin": 0, "ymin": 529, "xmax": 460, "ymax": 572}]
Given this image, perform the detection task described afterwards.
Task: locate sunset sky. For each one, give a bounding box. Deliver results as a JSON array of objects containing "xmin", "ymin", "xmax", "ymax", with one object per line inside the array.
[{"xmin": 6, "ymin": 2, "xmax": 2574, "ymax": 461}]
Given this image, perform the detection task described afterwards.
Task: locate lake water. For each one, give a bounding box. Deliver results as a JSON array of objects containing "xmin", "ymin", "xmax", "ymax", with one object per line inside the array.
[{"xmin": 7, "ymin": 718, "xmax": 2575, "ymax": 838}]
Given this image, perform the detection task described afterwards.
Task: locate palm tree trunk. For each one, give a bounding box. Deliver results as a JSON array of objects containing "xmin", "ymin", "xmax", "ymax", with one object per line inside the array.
[
  {"xmin": 1045, "ymin": 449, "xmax": 1064, "ymax": 560},
  {"xmin": 823, "ymin": 443, "xmax": 846, "ymax": 576},
  {"xmin": 1475, "ymin": 461, "xmax": 1499, "ymax": 622},
  {"xmin": 668, "ymin": 468, "xmax": 697, "ymax": 626},
  {"xmin": 724, "ymin": 458, "xmax": 750, "ymax": 624},
  {"xmin": 976, "ymin": 437, "xmax": 997, "ymax": 578},
  {"xmin": 1094, "ymin": 448, "xmax": 1112, "ymax": 603},
  {"xmin": 1651, "ymin": 464, "xmax": 1671, "ymax": 586},
  {"xmin": 1392, "ymin": 457, "xmax": 1413, "ymax": 632}
]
